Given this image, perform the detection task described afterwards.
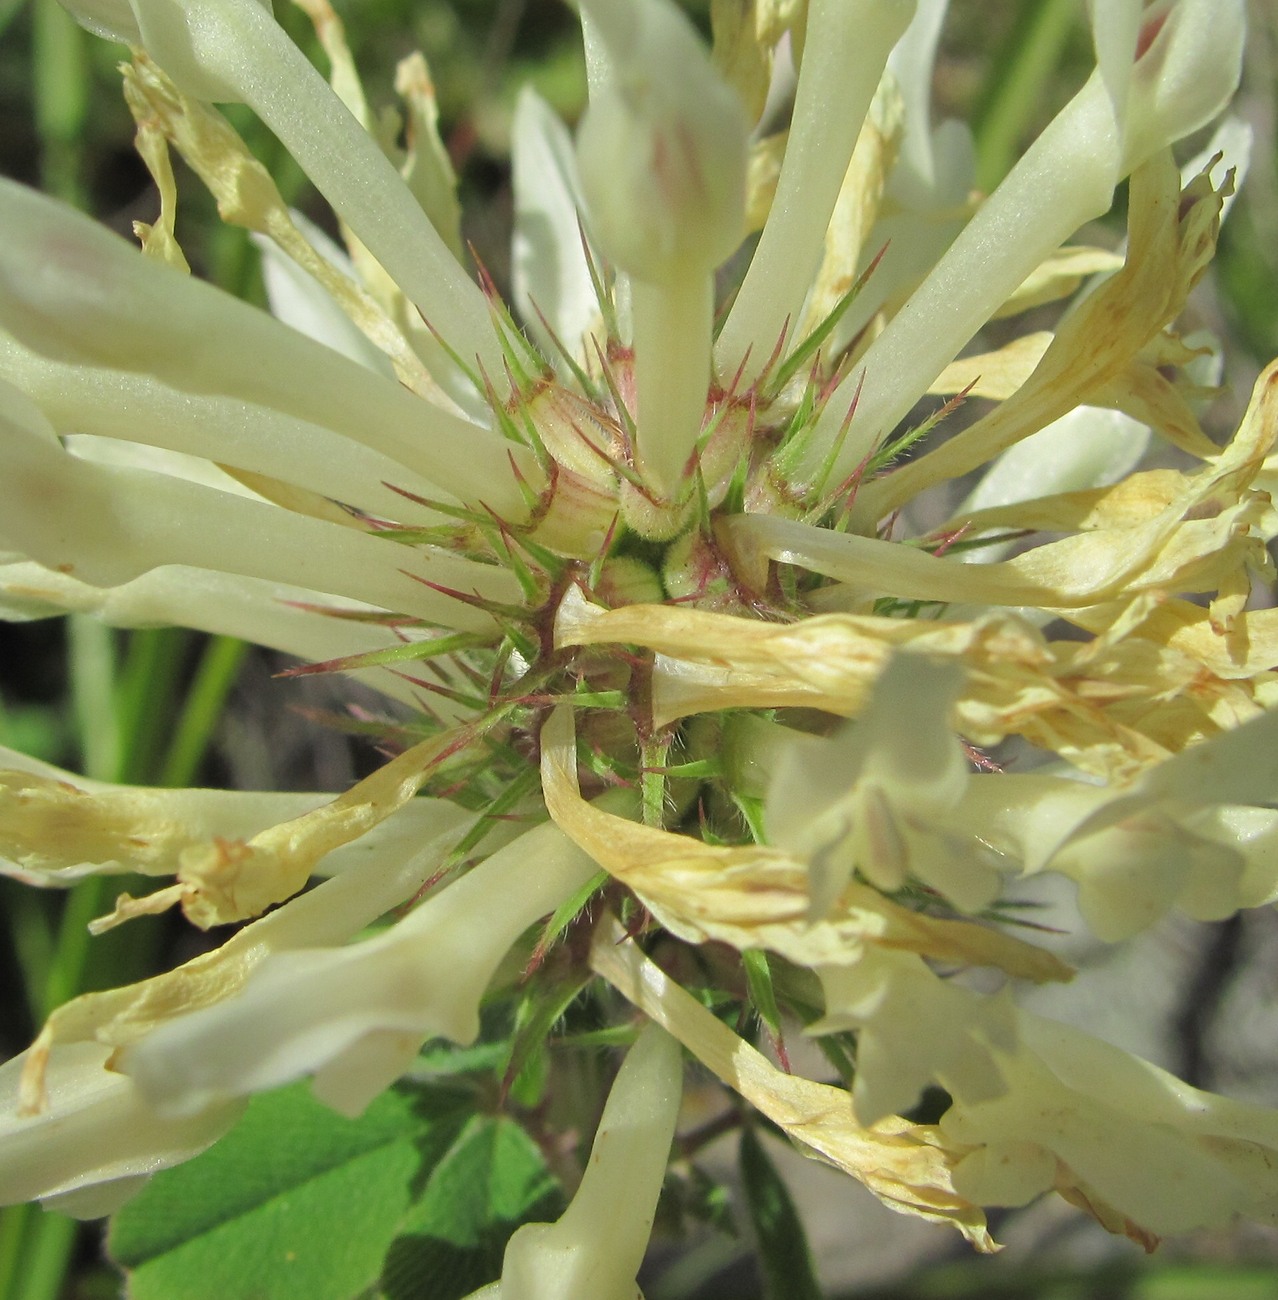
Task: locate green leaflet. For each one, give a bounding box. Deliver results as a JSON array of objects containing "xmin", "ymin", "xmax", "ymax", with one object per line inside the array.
[
  {"xmin": 109, "ymin": 1079, "xmax": 560, "ymax": 1300},
  {"xmin": 383, "ymin": 1114, "xmax": 562, "ymax": 1300},
  {"xmin": 738, "ymin": 1127, "xmax": 823, "ymax": 1300}
]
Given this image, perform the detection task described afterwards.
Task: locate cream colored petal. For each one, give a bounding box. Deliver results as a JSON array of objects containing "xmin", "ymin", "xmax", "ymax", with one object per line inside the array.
[
  {"xmin": 1092, "ymin": 351, "xmax": 1219, "ymax": 459},
  {"xmin": 541, "ymin": 705, "xmax": 1068, "ymax": 982},
  {"xmin": 19, "ymin": 796, "xmax": 474, "ymax": 1111},
  {"xmin": 806, "ymin": 4, "xmax": 1242, "ymax": 497},
  {"xmin": 715, "ymin": 0, "xmax": 915, "ymax": 381},
  {"xmin": 942, "ymin": 1007, "xmax": 1278, "ymax": 1238},
  {"xmin": 121, "ymin": 821, "xmax": 600, "ymax": 1118},
  {"xmin": 1049, "ymin": 813, "xmax": 1244, "ymax": 941},
  {"xmin": 512, "ymin": 86, "xmax": 601, "ymax": 369},
  {"xmin": 726, "ymin": 502, "xmax": 1240, "ymax": 610},
  {"xmin": 1182, "ymin": 114, "xmax": 1251, "ymax": 223},
  {"xmin": 765, "ymin": 655, "xmax": 976, "ymax": 913},
  {"xmin": 110, "ymin": 0, "xmax": 505, "ymax": 382},
  {"xmin": 253, "ymin": 220, "xmax": 396, "ymax": 377},
  {"xmin": 54, "ymin": 0, "xmax": 138, "ymax": 42},
  {"xmin": 884, "ymin": 0, "xmax": 949, "ymax": 193},
  {"xmin": 0, "ymin": 179, "xmax": 538, "ymax": 515},
  {"xmin": 0, "ymin": 562, "xmax": 435, "ymax": 709},
  {"xmin": 795, "ymin": 71, "xmax": 902, "ymax": 343},
  {"xmin": 854, "ymin": 149, "xmax": 1232, "ymax": 518},
  {"xmin": 577, "ymin": 0, "xmax": 748, "ymax": 285},
  {"xmin": 1085, "ymin": 0, "xmax": 1140, "ymax": 127},
  {"xmin": 392, "ymin": 52, "xmax": 464, "ymax": 261},
  {"xmin": 1118, "ymin": 600, "xmax": 1278, "ymax": 683},
  {"xmin": 958, "ymin": 409, "xmax": 1154, "ymax": 529},
  {"xmin": 0, "ymin": 408, "xmax": 520, "ymax": 635},
  {"xmin": 991, "ymin": 245, "xmax": 1126, "ymax": 320},
  {"xmin": 1065, "ymin": 703, "xmax": 1278, "ymax": 846},
  {"xmin": 589, "ymin": 918, "xmax": 997, "ymax": 1251},
  {"xmin": 0, "ymin": 1041, "xmax": 243, "ymax": 1213},
  {"xmin": 1213, "ymin": 807, "xmax": 1278, "ymax": 908},
  {"xmin": 812, "ymin": 949, "xmax": 1016, "ymax": 1126},
  {"xmin": 929, "ymin": 332, "xmax": 1052, "ymax": 402},
  {"xmin": 1, "ymin": 330, "xmax": 447, "ymax": 525},
  {"xmin": 742, "ymin": 130, "xmax": 786, "ymax": 234},
  {"xmin": 577, "ymin": 0, "xmax": 750, "ymax": 497},
  {"xmin": 169, "ymin": 721, "xmax": 494, "ymax": 928},
  {"xmin": 120, "ymin": 56, "xmax": 449, "ymax": 404},
  {"xmin": 948, "ymin": 709, "xmax": 1278, "ymax": 940},
  {"xmin": 1112, "ymin": 0, "xmax": 1245, "ymax": 177},
  {"xmin": 568, "ymin": 593, "xmax": 1250, "ymax": 779},
  {"xmin": 0, "ymin": 765, "xmax": 319, "ymax": 885},
  {"xmin": 0, "ymin": 744, "xmax": 469, "ymax": 889},
  {"xmin": 798, "ymin": 78, "xmax": 1125, "ymax": 487},
  {"xmin": 130, "ymin": 99, "xmax": 189, "ymax": 271},
  {"xmin": 650, "ymin": 651, "xmax": 817, "ymax": 729},
  {"xmin": 481, "ymin": 1023, "xmax": 683, "ymax": 1299}
]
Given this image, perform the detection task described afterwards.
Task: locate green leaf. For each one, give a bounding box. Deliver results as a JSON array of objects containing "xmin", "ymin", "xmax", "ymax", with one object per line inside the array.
[
  {"xmin": 742, "ymin": 950, "xmax": 781, "ymax": 1037},
  {"xmin": 738, "ymin": 1127, "xmax": 823, "ymax": 1300},
  {"xmin": 380, "ymin": 1115, "xmax": 563, "ymax": 1300},
  {"xmin": 414, "ymin": 1040, "xmax": 511, "ymax": 1079},
  {"xmin": 109, "ymin": 1082, "xmax": 470, "ymax": 1300},
  {"xmin": 503, "ymin": 974, "xmax": 590, "ymax": 1108}
]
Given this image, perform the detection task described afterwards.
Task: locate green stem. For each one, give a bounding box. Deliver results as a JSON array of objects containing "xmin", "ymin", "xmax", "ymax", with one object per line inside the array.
[
  {"xmin": 114, "ymin": 627, "xmax": 191, "ymax": 785},
  {"xmin": 971, "ymin": 0, "xmax": 1080, "ymax": 193},
  {"xmin": 68, "ymin": 615, "xmax": 120, "ymax": 783},
  {"xmin": 32, "ymin": 0, "xmax": 88, "ymax": 208},
  {"xmin": 12, "ymin": 1213, "xmax": 77, "ymax": 1300},
  {"xmin": 4, "ymin": 889, "xmax": 55, "ymax": 1025},
  {"xmin": 640, "ymin": 729, "xmax": 672, "ymax": 830},
  {"xmin": 0, "ymin": 1206, "xmax": 31, "ymax": 1300},
  {"xmin": 159, "ymin": 635, "xmax": 247, "ymax": 787}
]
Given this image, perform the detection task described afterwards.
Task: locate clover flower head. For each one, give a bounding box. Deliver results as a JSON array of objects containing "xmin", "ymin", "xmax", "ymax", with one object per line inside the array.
[{"xmin": 1, "ymin": 0, "xmax": 1276, "ymax": 1289}]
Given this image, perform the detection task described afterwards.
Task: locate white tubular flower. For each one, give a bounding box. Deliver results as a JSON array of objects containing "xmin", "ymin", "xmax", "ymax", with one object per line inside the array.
[
  {"xmin": 576, "ymin": 0, "xmax": 746, "ymax": 286},
  {"xmin": 797, "ymin": 0, "xmax": 1245, "ymax": 491},
  {"xmin": 715, "ymin": 0, "xmax": 917, "ymax": 382},
  {"xmin": 0, "ymin": 744, "xmax": 466, "ymax": 889},
  {"xmin": 0, "ymin": 563, "xmax": 442, "ymax": 708},
  {"xmin": 958, "ymin": 705, "xmax": 1278, "ymax": 942},
  {"xmin": 956, "ymin": 406, "xmax": 1151, "ymax": 558},
  {"xmin": 0, "ymin": 1043, "xmax": 243, "ymax": 1217},
  {"xmin": 766, "ymin": 654, "xmax": 1001, "ymax": 916},
  {"xmin": 0, "ymin": 791, "xmax": 474, "ymax": 1213},
  {"xmin": 512, "ymin": 87, "xmax": 601, "ymax": 372},
  {"xmin": 812, "ymin": 949, "xmax": 1013, "ymax": 1127},
  {"xmin": 251, "ymin": 211, "xmax": 398, "ymax": 377},
  {"xmin": 0, "ymin": 386, "xmax": 517, "ymax": 637},
  {"xmin": 0, "ymin": 180, "xmax": 538, "ymax": 516},
  {"xmin": 823, "ymin": 0, "xmax": 973, "ymax": 356},
  {"xmin": 55, "ymin": 0, "xmax": 502, "ymax": 389},
  {"xmin": 576, "ymin": 0, "xmax": 748, "ymax": 498},
  {"xmin": 942, "ymin": 1007, "xmax": 1278, "ymax": 1240},
  {"xmin": 119, "ymin": 822, "xmax": 600, "ymax": 1118},
  {"xmin": 468, "ymin": 1023, "xmax": 682, "ymax": 1300},
  {"xmin": 816, "ymin": 950, "xmax": 1278, "ymax": 1242}
]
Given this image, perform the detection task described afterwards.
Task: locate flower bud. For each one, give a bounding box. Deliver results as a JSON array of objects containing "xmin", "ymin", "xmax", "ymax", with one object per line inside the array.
[
  {"xmin": 576, "ymin": 0, "xmax": 748, "ymax": 285},
  {"xmin": 471, "ymin": 1023, "xmax": 682, "ymax": 1300}
]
